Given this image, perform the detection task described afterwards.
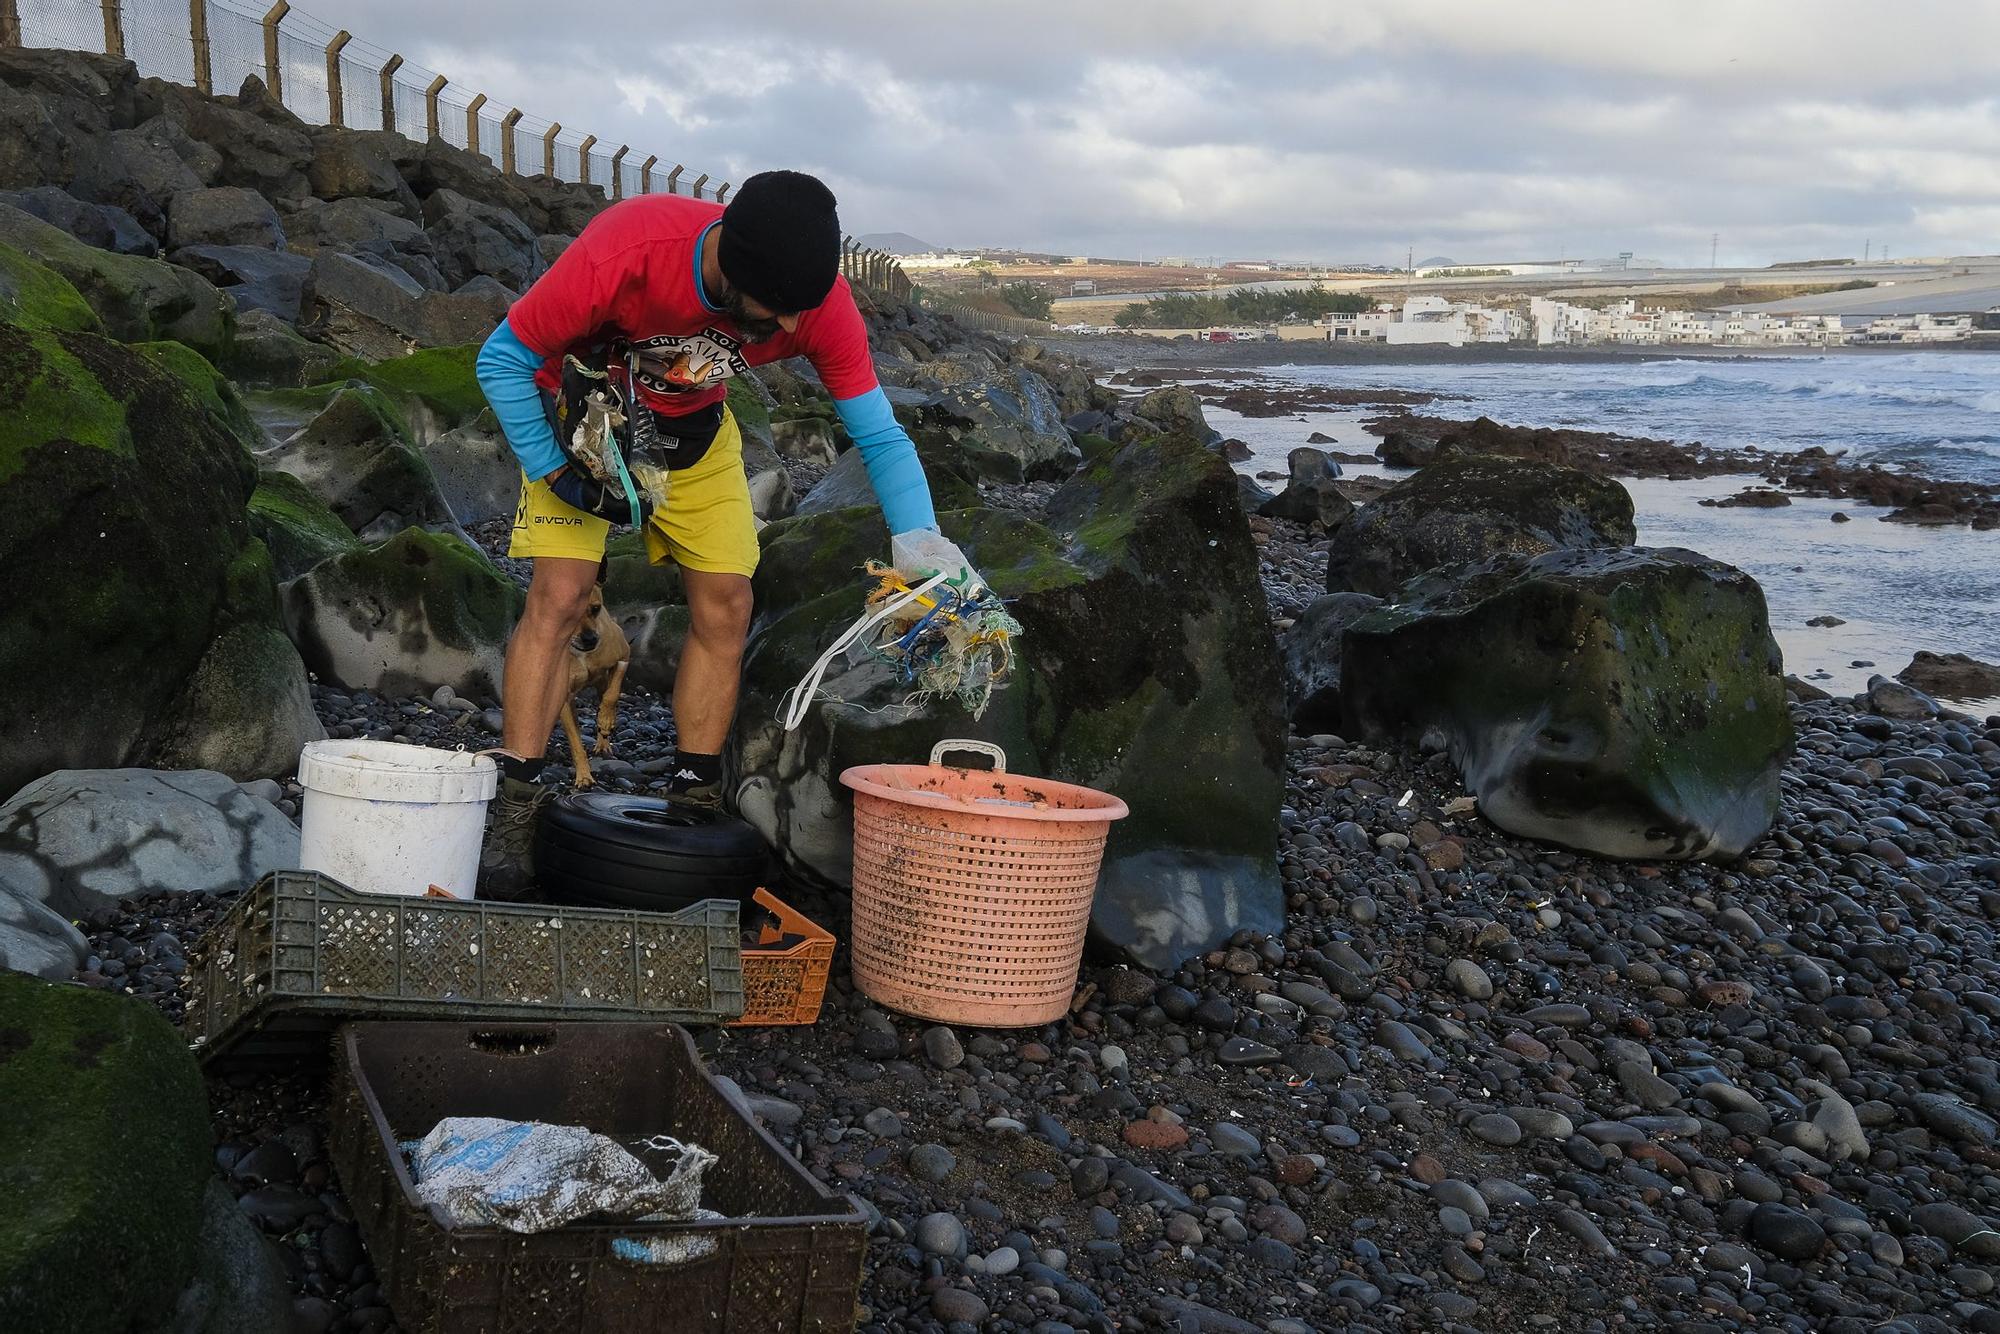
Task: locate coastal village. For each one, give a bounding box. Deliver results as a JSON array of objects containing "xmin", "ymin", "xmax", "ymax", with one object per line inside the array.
[{"xmin": 5, "ymin": 5, "xmax": 2000, "ymax": 1334}]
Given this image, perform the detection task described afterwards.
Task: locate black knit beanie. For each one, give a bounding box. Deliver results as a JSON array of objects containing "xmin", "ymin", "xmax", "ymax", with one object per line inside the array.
[{"xmin": 718, "ymin": 170, "xmax": 842, "ymax": 315}]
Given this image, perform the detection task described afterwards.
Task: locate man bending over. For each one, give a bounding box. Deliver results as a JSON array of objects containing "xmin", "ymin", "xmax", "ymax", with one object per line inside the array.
[{"xmin": 473, "ymin": 169, "xmax": 980, "ymax": 899}]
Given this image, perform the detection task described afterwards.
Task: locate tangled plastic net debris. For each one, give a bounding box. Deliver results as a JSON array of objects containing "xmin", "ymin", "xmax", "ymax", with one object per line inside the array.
[
  {"xmin": 862, "ymin": 562, "xmax": 1021, "ymax": 718},
  {"xmin": 780, "ymin": 564, "xmax": 1023, "ymax": 730}
]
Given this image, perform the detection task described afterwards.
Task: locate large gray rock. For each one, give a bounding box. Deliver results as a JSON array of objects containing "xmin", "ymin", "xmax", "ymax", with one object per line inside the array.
[
  {"xmin": 165, "ymin": 186, "xmax": 284, "ymax": 251},
  {"xmin": 298, "ymin": 249, "xmax": 504, "ymax": 357},
  {"xmin": 281, "ymin": 527, "xmax": 523, "ymax": 700},
  {"xmin": 286, "ymin": 195, "xmax": 430, "ymax": 255},
  {"xmin": 1342, "ymin": 546, "xmax": 1793, "ymax": 861},
  {"xmin": 261, "ymin": 385, "xmax": 452, "ymax": 540},
  {"xmin": 422, "ymin": 187, "xmax": 538, "ymax": 291},
  {"xmin": 900, "ymin": 370, "xmax": 1079, "ymax": 480},
  {"xmin": 426, "ymin": 413, "xmax": 522, "ymax": 524},
  {"xmin": 151, "ymin": 620, "xmax": 325, "ymax": 781},
  {"xmin": 1133, "ymin": 385, "xmax": 1219, "ymax": 445},
  {"xmin": 68, "ymin": 115, "xmax": 220, "ymax": 236},
  {"xmin": 169, "ymin": 244, "xmax": 310, "ymax": 322},
  {"xmin": 1280, "ymin": 591, "xmax": 1383, "ymax": 733},
  {"xmin": 0, "ymin": 185, "xmax": 155, "ymax": 255},
  {"xmin": 1259, "ymin": 447, "xmax": 1353, "ymax": 530},
  {"xmin": 0, "ymin": 889, "xmax": 88, "ymax": 980},
  {"xmin": 1326, "ymin": 453, "xmax": 1637, "ymax": 597},
  {"xmin": 305, "ymin": 127, "xmax": 421, "ymax": 220},
  {"xmin": 733, "ymin": 429, "xmax": 1286, "ymax": 969},
  {"xmin": 0, "ymin": 769, "xmax": 299, "ymax": 918},
  {"xmin": 151, "ymin": 75, "xmax": 312, "ymax": 203},
  {"xmin": 796, "ymin": 435, "xmax": 980, "ymax": 520}
]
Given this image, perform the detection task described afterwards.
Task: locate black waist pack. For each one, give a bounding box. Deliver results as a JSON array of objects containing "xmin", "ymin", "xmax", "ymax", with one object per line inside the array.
[{"xmin": 543, "ymin": 345, "xmax": 725, "ymax": 478}]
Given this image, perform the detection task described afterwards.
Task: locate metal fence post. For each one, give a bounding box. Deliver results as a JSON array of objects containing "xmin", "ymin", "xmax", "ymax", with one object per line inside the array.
[
  {"xmin": 714, "ymin": 182, "xmax": 730, "ymax": 205},
  {"xmin": 640, "ymin": 153, "xmax": 657, "ymax": 194},
  {"xmin": 378, "ymin": 54, "xmax": 401, "ymax": 132},
  {"xmin": 465, "ymin": 92, "xmax": 486, "ymax": 157},
  {"xmin": 500, "ymin": 108, "xmax": 522, "ymax": 176},
  {"xmin": 690, "ymin": 172, "xmax": 708, "ymax": 200},
  {"xmin": 324, "ymin": 31, "xmax": 350, "ymax": 126},
  {"xmin": 424, "ymin": 74, "xmax": 446, "ymax": 141},
  {"xmin": 100, "ymin": 0, "xmax": 123, "ymax": 58},
  {"xmin": 261, "ymin": 2, "xmax": 288, "ymax": 103},
  {"xmin": 665, "ymin": 164, "xmax": 683, "ymax": 194},
  {"xmin": 610, "ymin": 145, "xmax": 628, "ymax": 200},
  {"xmin": 577, "ymin": 134, "xmax": 596, "ymax": 186},
  {"xmin": 188, "ymin": 0, "xmax": 210, "ymax": 92},
  {"xmin": 541, "ymin": 122, "xmax": 560, "ymax": 178}
]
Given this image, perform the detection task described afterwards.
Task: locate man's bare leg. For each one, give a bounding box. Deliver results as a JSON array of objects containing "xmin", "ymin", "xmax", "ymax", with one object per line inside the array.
[
  {"xmin": 668, "ymin": 569, "xmax": 754, "ymax": 802},
  {"xmin": 479, "ymin": 555, "xmax": 598, "ymax": 898},
  {"xmin": 501, "ymin": 556, "xmax": 600, "ymax": 759}
]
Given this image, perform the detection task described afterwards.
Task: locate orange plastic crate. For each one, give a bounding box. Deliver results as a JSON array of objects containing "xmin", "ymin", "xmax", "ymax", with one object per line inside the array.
[{"xmin": 734, "ymin": 887, "xmax": 835, "ymax": 1026}]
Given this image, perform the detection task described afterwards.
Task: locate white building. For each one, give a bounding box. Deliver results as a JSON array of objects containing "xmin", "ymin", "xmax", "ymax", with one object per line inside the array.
[
  {"xmin": 1529, "ymin": 296, "xmax": 1592, "ymax": 345},
  {"xmin": 898, "ymin": 252, "xmax": 981, "ymax": 270},
  {"xmin": 1855, "ymin": 313, "xmax": 1973, "ymax": 343},
  {"xmin": 1326, "ymin": 297, "xmax": 1525, "ymax": 346},
  {"xmin": 1325, "ymin": 307, "xmax": 1399, "ymax": 340}
]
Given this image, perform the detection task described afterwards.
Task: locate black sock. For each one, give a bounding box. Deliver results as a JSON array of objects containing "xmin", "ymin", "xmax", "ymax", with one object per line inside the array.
[
  {"xmin": 499, "ymin": 754, "xmax": 545, "ymax": 784},
  {"xmin": 668, "ymin": 751, "xmax": 722, "ymax": 787}
]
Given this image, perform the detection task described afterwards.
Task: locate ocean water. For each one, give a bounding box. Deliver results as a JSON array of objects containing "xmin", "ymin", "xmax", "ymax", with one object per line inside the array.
[{"xmin": 1198, "ymin": 352, "xmax": 2000, "ymax": 707}]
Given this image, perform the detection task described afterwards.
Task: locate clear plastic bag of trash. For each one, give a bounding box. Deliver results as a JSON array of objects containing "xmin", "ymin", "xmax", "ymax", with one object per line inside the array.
[{"xmin": 402, "ymin": 1117, "xmax": 716, "ymax": 1234}]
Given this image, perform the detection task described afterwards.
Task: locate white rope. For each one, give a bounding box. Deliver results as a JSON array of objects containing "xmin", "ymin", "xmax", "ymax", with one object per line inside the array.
[{"xmin": 779, "ymin": 571, "xmax": 950, "ymax": 732}]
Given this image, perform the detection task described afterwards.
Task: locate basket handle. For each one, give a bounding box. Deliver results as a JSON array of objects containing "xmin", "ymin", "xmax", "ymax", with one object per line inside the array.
[{"xmin": 929, "ymin": 739, "xmax": 1006, "ymax": 773}]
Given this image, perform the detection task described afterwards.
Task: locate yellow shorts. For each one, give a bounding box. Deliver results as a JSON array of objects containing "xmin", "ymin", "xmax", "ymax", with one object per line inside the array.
[{"xmin": 507, "ymin": 407, "xmax": 760, "ymax": 577}]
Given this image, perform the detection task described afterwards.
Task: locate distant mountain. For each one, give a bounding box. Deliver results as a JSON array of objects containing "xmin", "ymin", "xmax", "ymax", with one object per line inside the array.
[
  {"xmin": 856, "ymin": 231, "xmax": 944, "ymax": 256},
  {"xmin": 1415, "ymin": 255, "xmax": 1457, "ymax": 269}
]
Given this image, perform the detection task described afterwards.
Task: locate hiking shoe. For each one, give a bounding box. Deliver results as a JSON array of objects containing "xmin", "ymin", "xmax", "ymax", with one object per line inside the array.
[
  {"xmin": 659, "ymin": 771, "xmax": 724, "ymax": 815},
  {"xmin": 478, "ymin": 775, "xmax": 553, "ymax": 901}
]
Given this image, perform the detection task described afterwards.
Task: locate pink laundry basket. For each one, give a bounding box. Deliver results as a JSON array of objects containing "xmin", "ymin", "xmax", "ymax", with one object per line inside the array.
[{"xmin": 840, "ymin": 740, "xmax": 1129, "ymax": 1028}]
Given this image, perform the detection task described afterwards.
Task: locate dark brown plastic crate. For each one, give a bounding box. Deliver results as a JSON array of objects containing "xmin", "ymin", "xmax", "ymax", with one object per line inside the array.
[
  {"xmin": 183, "ymin": 872, "xmax": 743, "ymax": 1067},
  {"xmin": 327, "ymin": 1022, "xmax": 865, "ymax": 1333}
]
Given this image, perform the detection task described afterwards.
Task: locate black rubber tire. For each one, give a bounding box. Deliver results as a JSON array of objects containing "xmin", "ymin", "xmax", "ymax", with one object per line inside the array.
[{"xmin": 533, "ymin": 793, "xmax": 767, "ymax": 913}]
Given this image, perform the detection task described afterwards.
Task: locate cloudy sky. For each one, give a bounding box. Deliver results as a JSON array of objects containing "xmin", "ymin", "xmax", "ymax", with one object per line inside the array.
[{"xmin": 293, "ymin": 0, "xmax": 1999, "ymax": 267}]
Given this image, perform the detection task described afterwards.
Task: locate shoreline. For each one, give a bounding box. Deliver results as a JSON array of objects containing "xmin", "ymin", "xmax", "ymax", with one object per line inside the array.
[{"xmin": 1050, "ymin": 332, "xmax": 2000, "ymax": 372}]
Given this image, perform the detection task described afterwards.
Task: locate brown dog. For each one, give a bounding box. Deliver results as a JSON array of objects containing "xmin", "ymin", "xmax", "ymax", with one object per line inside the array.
[{"xmin": 559, "ymin": 581, "xmax": 631, "ymax": 789}]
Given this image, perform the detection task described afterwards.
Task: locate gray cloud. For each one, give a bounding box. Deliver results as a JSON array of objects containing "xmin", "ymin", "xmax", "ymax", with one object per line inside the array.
[{"xmin": 303, "ymin": 0, "xmax": 2000, "ymax": 265}]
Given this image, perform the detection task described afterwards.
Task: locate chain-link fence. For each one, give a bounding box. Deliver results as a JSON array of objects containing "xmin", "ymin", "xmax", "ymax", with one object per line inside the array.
[{"xmin": 6, "ymin": 0, "xmax": 922, "ymax": 300}]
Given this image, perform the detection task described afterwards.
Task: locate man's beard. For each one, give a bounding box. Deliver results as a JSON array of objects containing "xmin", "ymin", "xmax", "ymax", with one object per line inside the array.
[{"xmin": 723, "ymin": 289, "xmax": 782, "ymax": 343}]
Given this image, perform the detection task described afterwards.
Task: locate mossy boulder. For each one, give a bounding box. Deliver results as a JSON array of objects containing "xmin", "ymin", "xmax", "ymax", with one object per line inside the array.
[
  {"xmin": 222, "ymin": 308, "xmax": 341, "ymax": 388},
  {"xmin": 1342, "ymin": 546, "xmax": 1793, "ymax": 861},
  {"xmin": 246, "ymin": 467, "xmax": 362, "ymax": 580},
  {"xmin": 0, "ymin": 972, "xmax": 211, "ymax": 1331},
  {"xmin": 0, "ymin": 318, "xmax": 303, "ymax": 794},
  {"xmin": 0, "ymin": 202, "xmax": 234, "ymax": 360},
  {"xmin": 281, "ymin": 526, "xmax": 523, "ymax": 700},
  {"xmin": 305, "ymin": 343, "xmax": 485, "ymax": 434},
  {"xmin": 261, "ymin": 384, "xmax": 451, "ymax": 540},
  {"xmin": 1325, "ymin": 454, "xmax": 1637, "ymax": 597},
  {"xmin": 604, "ymin": 529, "xmax": 685, "ymax": 610},
  {"xmin": 0, "ymin": 241, "xmax": 101, "ymax": 333},
  {"xmin": 733, "ymin": 430, "xmax": 1287, "ymax": 969}
]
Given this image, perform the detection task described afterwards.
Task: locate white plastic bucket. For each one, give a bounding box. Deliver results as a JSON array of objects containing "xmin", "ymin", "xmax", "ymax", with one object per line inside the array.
[{"xmin": 296, "ymin": 740, "xmax": 499, "ymax": 900}]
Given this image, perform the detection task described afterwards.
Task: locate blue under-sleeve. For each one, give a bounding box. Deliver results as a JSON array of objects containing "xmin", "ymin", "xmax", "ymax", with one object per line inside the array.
[
  {"xmin": 832, "ymin": 386, "xmax": 937, "ymax": 533},
  {"xmin": 476, "ymin": 317, "xmax": 565, "ymax": 479}
]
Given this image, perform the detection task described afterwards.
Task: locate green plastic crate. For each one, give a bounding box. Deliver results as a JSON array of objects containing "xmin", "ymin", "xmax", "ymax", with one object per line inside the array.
[{"xmin": 183, "ymin": 871, "xmax": 743, "ymax": 1067}]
